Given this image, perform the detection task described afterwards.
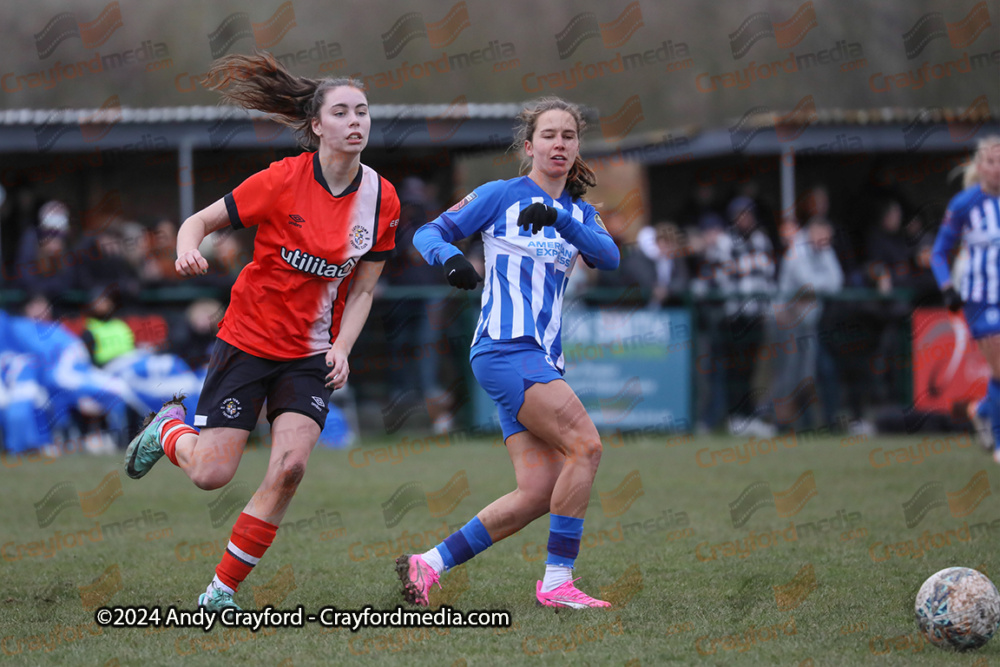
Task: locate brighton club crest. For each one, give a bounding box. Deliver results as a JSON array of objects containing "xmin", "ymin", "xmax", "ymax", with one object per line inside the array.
[
  {"xmin": 350, "ymin": 224, "xmax": 371, "ymax": 250},
  {"xmin": 221, "ymin": 397, "xmax": 241, "ymax": 420}
]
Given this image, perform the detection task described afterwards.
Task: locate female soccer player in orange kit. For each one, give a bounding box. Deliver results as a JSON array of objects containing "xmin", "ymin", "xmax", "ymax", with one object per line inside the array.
[{"xmin": 124, "ymin": 52, "xmax": 399, "ymax": 610}]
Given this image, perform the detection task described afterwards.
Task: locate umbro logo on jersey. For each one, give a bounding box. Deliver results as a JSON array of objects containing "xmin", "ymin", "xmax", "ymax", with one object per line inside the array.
[
  {"xmin": 311, "ymin": 395, "xmax": 325, "ymax": 411},
  {"xmin": 288, "ymin": 214, "xmax": 305, "ymax": 228},
  {"xmin": 280, "ymin": 246, "xmax": 357, "ymax": 279}
]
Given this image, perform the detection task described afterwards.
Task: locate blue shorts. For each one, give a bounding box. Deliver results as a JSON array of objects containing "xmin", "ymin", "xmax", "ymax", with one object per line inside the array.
[
  {"xmin": 964, "ymin": 302, "xmax": 1000, "ymax": 340},
  {"xmin": 470, "ymin": 338, "xmax": 563, "ymax": 441}
]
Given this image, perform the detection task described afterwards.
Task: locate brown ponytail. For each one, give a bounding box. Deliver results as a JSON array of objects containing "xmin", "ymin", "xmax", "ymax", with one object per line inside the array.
[
  {"xmin": 565, "ymin": 155, "xmax": 597, "ymax": 199},
  {"xmin": 204, "ymin": 51, "xmax": 365, "ymax": 149},
  {"xmin": 513, "ymin": 97, "xmax": 596, "ymax": 200}
]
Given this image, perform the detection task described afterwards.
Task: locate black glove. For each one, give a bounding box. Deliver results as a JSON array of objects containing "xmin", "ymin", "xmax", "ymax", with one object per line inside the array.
[
  {"xmin": 443, "ymin": 254, "xmax": 482, "ymax": 290},
  {"xmin": 942, "ymin": 286, "xmax": 963, "ymax": 312},
  {"xmin": 518, "ymin": 202, "xmax": 558, "ymax": 234}
]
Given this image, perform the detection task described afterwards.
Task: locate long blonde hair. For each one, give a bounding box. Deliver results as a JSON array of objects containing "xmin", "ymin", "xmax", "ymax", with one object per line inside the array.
[
  {"xmin": 963, "ymin": 135, "xmax": 1000, "ymax": 189},
  {"xmin": 513, "ymin": 97, "xmax": 596, "ymax": 200},
  {"xmin": 205, "ymin": 52, "xmax": 365, "ymax": 150}
]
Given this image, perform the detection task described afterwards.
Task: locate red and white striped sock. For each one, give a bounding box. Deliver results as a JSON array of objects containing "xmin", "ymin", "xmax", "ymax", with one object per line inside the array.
[
  {"xmin": 160, "ymin": 419, "xmax": 197, "ymax": 466},
  {"xmin": 214, "ymin": 512, "xmax": 278, "ymax": 593}
]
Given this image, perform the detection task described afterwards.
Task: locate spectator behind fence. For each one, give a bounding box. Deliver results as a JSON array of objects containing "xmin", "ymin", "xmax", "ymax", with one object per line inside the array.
[
  {"xmin": 677, "ymin": 182, "xmax": 719, "ymax": 228},
  {"xmin": 794, "ymin": 186, "xmax": 847, "ymax": 428},
  {"xmin": 896, "ymin": 205, "xmax": 942, "ymax": 305},
  {"xmin": 864, "ymin": 198, "xmax": 915, "ymax": 406},
  {"xmin": 774, "ymin": 218, "xmax": 843, "ymax": 429},
  {"xmin": 170, "ymin": 298, "xmax": 224, "ymax": 372},
  {"xmin": 726, "ymin": 196, "xmax": 776, "ymax": 435},
  {"xmin": 906, "ymin": 236, "xmax": 941, "ymax": 305},
  {"xmin": 208, "ymin": 228, "xmax": 247, "ymax": 288},
  {"xmin": 140, "ymin": 218, "xmax": 181, "ymax": 284},
  {"xmin": 81, "ymin": 285, "xmax": 136, "ymax": 368},
  {"xmin": 866, "ymin": 199, "xmax": 910, "ymax": 293},
  {"xmin": 633, "ymin": 221, "xmax": 690, "ymax": 307},
  {"xmin": 777, "ymin": 215, "xmax": 800, "ymax": 263},
  {"xmin": 72, "ymin": 222, "xmax": 141, "ymax": 299},
  {"xmin": 14, "ymin": 200, "xmax": 76, "ymax": 299},
  {"xmin": 737, "ymin": 180, "xmax": 779, "ymax": 252},
  {"xmin": 119, "ymin": 221, "xmax": 151, "ymax": 280},
  {"xmin": 694, "ymin": 201, "xmax": 776, "ymax": 436},
  {"xmin": 722, "ymin": 196, "xmax": 777, "ymax": 313},
  {"xmin": 613, "ymin": 235, "xmax": 656, "ymax": 299}
]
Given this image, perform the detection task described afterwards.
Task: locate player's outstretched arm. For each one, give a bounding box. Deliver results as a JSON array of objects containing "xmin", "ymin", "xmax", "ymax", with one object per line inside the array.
[
  {"xmin": 175, "ymin": 198, "xmax": 232, "ymax": 276},
  {"xmin": 413, "ymin": 183, "xmax": 503, "ymax": 269},
  {"xmin": 550, "ymin": 206, "xmax": 620, "ymax": 271},
  {"xmin": 413, "ymin": 223, "xmax": 482, "ymax": 289},
  {"xmin": 413, "ymin": 219, "xmax": 464, "ymax": 267}
]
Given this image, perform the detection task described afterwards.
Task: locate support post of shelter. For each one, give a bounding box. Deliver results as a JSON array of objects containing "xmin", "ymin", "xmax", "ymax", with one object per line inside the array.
[
  {"xmin": 781, "ymin": 146, "xmax": 795, "ymax": 223},
  {"xmin": 178, "ymin": 137, "xmax": 194, "ymax": 224}
]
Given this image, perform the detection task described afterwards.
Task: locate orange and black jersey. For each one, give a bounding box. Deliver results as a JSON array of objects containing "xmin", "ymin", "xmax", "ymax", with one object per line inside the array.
[{"xmin": 218, "ymin": 152, "xmax": 399, "ymax": 360}]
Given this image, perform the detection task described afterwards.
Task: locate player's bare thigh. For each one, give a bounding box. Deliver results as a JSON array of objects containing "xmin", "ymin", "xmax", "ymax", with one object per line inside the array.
[
  {"xmin": 180, "ymin": 426, "xmax": 250, "ymax": 484},
  {"xmin": 515, "ymin": 379, "xmax": 601, "ymax": 458}
]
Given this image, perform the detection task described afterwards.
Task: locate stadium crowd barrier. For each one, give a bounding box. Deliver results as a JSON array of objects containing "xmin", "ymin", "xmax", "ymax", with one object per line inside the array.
[{"xmin": 0, "ymin": 285, "xmax": 928, "ymax": 435}]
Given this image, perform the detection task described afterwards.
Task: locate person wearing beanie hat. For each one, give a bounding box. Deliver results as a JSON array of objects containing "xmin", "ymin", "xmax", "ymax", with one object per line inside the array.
[
  {"xmin": 12, "ymin": 200, "xmax": 75, "ymax": 298},
  {"xmin": 726, "ymin": 195, "xmax": 756, "ymax": 225},
  {"xmin": 37, "ymin": 201, "xmax": 70, "ymax": 239}
]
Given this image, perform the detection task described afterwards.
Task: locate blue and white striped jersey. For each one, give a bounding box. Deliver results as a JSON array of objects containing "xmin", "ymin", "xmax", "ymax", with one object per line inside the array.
[
  {"xmin": 932, "ymin": 184, "xmax": 1000, "ymax": 303},
  {"xmin": 413, "ymin": 176, "xmax": 619, "ymax": 371}
]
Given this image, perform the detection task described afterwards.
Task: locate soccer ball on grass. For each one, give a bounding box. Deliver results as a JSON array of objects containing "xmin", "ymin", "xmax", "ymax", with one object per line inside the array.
[{"xmin": 915, "ymin": 567, "xmax": 1000, "ymax": 651}]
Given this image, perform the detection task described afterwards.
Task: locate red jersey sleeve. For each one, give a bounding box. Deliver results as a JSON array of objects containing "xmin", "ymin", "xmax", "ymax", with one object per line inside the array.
[
  {"xmin": 362, "ymin": 177, "xmax": 399, "ymax": 261},
  {"xmin": 224, "ymin": 161, "xmax": 287, "ymax": 230}
]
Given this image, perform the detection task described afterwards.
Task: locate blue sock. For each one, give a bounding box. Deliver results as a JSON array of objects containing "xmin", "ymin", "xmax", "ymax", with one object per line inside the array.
[
  {"xmin": 435, "ymin": 516, "xmax": 493, "ymax": 570},
  {"xmin": 989, "ymin": 379, "xmax": 1000, "ymax": 450},
  {"xmin": 546, "ymin": 514, "xmax": 585, "ymax": 568}
]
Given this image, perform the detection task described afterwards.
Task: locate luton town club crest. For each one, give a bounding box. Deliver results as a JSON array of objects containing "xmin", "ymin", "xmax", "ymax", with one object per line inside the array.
[
  {"xmin": 221, "ymin": 397, "xmax": 241, "ymax": 419},
  {"xmin": 350, "ymin": 224, "xmax": 370, "ymax": 250}
]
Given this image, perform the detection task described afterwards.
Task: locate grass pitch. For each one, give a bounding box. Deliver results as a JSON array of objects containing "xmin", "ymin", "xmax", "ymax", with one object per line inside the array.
[{"xmin": 1, "ymin": 428, "xmax": 999, "ymax": 666}]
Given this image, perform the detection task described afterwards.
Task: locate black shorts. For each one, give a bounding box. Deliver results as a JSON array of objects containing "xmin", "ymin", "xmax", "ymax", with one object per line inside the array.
[{"xmin": 194, "ymin": 339, "xmax": 330, "ymax": 431}]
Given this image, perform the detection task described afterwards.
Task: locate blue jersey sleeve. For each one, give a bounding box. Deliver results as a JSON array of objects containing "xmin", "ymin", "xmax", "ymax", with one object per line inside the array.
[
  {"xmin": 930, "ymin": 189, "xmax": 974, "ymax": 288},
  {"xmin": 553, "ymin": 204, "xmax": 621, "ymax": 271},
  {"xmin": 412, "ymin": 180, "xmax": 506, "ymax": 267}
]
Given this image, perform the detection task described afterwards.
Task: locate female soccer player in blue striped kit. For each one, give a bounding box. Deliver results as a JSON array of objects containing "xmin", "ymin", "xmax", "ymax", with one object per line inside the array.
[
  {"xmin": 395, "ymin": 98, "xmax": 620, "ymax": 609},
  {"xmin": 931, "ymin": 136, "xmax": 1000, "ymax": 460}
]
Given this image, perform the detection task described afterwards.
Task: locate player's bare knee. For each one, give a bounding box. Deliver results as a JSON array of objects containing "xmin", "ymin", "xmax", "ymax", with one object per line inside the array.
[
  {"xmin": 588, "ymin": 438, "xmax": 603, "ymax": 464},
  {"xmin": 191, "ymin": 466, "xmax": 235, "ymax": 491},
  {"xmin": 192, "ymin": 477, "xmax": 223, "ymax": 491},
  {"xmin": 564, "ymin": 432, "xmax": 602, "ymax": 466}
]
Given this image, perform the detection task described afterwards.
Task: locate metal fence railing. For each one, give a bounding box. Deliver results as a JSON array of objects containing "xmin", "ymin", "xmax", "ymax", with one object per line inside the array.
[{"xmin": 0, "ymin": 285, "xmax": 931, "ymax": 437}]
